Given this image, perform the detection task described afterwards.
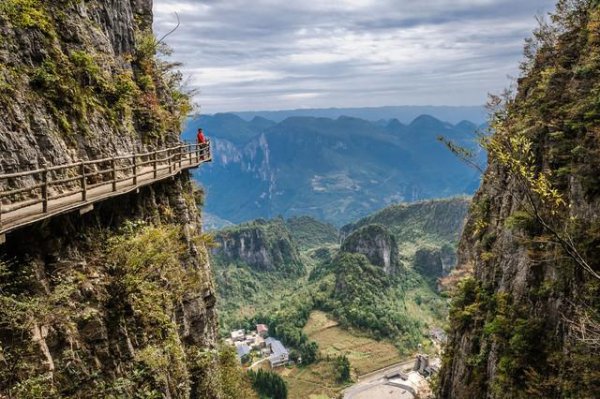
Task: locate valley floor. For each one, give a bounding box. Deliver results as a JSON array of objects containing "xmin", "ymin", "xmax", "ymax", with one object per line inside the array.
[{"xmin": 278, "ymin": 311, "xmax": 410, "ymax": 399}]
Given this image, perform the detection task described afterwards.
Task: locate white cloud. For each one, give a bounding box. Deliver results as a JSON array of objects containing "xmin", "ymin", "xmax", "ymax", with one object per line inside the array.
[{"xmin": 153, "ymin": 0, "xmax": 555, "ymax": 113}]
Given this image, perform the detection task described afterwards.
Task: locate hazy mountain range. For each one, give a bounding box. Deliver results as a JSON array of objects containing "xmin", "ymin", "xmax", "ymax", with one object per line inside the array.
[
  {"xmin": 232, "ymin": 105, "xmax": 487, "ymax": 125},
  {"xmin": 183, "ymin": 112, "xmax": 484, "ymax": 226}
]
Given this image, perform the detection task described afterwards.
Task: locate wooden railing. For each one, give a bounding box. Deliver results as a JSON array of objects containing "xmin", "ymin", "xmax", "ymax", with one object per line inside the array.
[{"xmin": 0, "ymin": 142, "xmax": 211, "ymax": 234}]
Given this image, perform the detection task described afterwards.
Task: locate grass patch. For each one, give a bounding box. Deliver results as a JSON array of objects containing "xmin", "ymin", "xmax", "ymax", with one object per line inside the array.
[{"xmin": 303, "ymin": 311, "xmax": 403, "ymax": 375}]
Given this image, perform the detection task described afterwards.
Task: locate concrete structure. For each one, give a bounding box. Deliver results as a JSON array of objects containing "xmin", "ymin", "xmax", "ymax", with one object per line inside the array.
[
  {"xmin": 231, "ymin": 329, "xmax": 245, "ymax": 342},
  {"xmin": 414, "ymin": 354, "xmax": 439, "ymax": 377},
  {"xmin": 387, "ymin": 372, "xmax": 426, "ymax": 396},
  {"xmin": 250, "ymin": 335, "xmax": 265, "ymax": 350},
  {"xmin": 265, "ymin": 337, "xmax": 289, "ymax": 368}
]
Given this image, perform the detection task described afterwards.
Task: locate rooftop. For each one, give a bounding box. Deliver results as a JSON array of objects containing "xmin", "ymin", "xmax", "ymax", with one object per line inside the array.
[
  {"xmin": 265, "ymin": 337, "xmax": 288, "ymax": 357},
  {"xmin": 236, "ymin": 344, "xmax": 251, "ymax": 359}
]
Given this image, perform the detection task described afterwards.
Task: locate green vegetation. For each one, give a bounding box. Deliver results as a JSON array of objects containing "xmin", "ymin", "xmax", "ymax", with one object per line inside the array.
[
  {"xmin": 439, "ymin": 3, "xmax": 600, "ymax": 397},
  {"xmin": 0, "ymin": 220, "xmax": 254, "ymax": 398},
  {"xmin": 0, "ymin": 0, "xmax": 52, "ymax": 32},
  {"xmin": 341, "ymin": 197, "xmax": 469, "ymax": 267},
  {"xmin": 313, "ymin": 253, "xmax": 421, "ymax": 346},
  {"xmin": 214, "ymin": 199, "xmax": 467, "ymax": 367},
  {"xmin": 214, "ymin": 218, "xmax": 305, "ymax": 275},
  {"xmin": 248, "ymin": 369, "xmax": 288, "ymax": 399},
  {"xmin": 246, "ymin": 291, "xmax": 320, "ymax": 365},
  {"xmin": 285, "ymin": 216, "xmax": 339, "ymax": 250},
  {"xmin": 189, "ymin": 346, "xmax": 258, "ymax": 399},
  {"xmin": 213, "ymin": 199, "xmax": 469, "ymax": 397},
  {"xmin": 333, "ymin": 355, "xmax": 351, "ymax": 383}
]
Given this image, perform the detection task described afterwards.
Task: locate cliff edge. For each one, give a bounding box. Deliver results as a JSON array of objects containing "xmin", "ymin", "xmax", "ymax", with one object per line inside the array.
[
  {"xmin": 439, "ymin": 2, "xmax": 600, "ymax": 398},
  {"xmin": 0, "ymin": 1, "xmax": 254, "ymax": 398}
]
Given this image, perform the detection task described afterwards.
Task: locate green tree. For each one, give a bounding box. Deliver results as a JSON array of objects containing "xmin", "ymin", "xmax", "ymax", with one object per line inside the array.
[
  {"xmin": 247, "ymin": 369, "xmax": 288, "ymax": 399},
  {"xmin": 335, "ymin": 355, "xmax": 351, "ymax": 383}
]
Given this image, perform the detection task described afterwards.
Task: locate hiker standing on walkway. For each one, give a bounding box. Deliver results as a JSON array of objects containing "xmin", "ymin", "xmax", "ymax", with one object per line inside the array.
[
  {"xmin": 197, "ymin": 128, "xmax": 207, "ymax": 160},
  {"xmin": 197, "ymin": 128, "xmax": 206, "ymax": 144}
]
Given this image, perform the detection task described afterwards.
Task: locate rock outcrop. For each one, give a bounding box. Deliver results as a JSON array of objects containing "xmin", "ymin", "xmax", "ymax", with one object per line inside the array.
[
  {"xmin": 213, "ymin": 218, "xmax": 304, "ymax": 276},
  {"xmin": 0, "ymin": 0, "xmax": 185, "ymax": 181},
  {"xmin": 341, "ymin": 224, "xmax": 401, "ymax": 275},
  {"xmin": 439, "ymin": 2, "xmax": 600, "ymax": 398},
  {"xmin": 414, "ymin": 245, "xmax": 456, "ymax": 282}
]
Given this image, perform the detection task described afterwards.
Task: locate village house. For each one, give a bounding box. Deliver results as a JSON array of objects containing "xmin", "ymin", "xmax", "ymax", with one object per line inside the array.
[
  {"xmin": 231, "ymin": 329, "xmax": 245, "ymax": 342},
  {"xmin": 243, "ymin": 331, "xmax": 266, "ymax": 349},
  {"xmin": 226, "ymin": 324, "xmax": 276, "ymax": 364},
  {"xmin": 236, "ymin": 343, "xmax": 251, "ymax": 360},
  {"xmin": 265, "ymin": 337, "xmax": 289, "ymax": 368},
  {"xmin": 256, "ymin": 324, "xmax": 269, "ymax": 338}
]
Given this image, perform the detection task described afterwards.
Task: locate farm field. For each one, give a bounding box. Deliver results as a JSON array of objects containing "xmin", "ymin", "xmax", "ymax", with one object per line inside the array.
[
  {"xmin": 304, "ymin": 311, "xmax": 404, "ymax": 375},
  {"xmin": 279, "ymin": 311, "xmax": 407, "ymax": 399}
]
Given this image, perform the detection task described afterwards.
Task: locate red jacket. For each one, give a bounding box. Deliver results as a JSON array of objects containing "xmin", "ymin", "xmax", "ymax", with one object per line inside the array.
[{"xmin": 197, "ymin": 131, "xmax": 206, "ymax": 144}]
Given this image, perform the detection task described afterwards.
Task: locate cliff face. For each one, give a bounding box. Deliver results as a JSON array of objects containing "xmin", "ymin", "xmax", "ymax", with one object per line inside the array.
[
  {"xmin": 0, "ymin": 0, "xmax": 186, "ymax": 178},
  {"xmin": 0, "ymin": 177, "xmax": 224, "ymax": 398},
  {"xmin": 0, "ymin": 1, "xmax": 252, "ymax": 398},
  {"xmin": 341, "ymin": 224, "xmax": 401, "ymax": 275},
  {"xmin": 213, "ymin": 218, "xmax": 304, "ymax": 276},
  {"xmin": 439, "ymin": 2, "xmax": 600, "ymax": 398},
  {"xmin": 414, "ymin": 245, "xmax": 456, "ymax": 283}
]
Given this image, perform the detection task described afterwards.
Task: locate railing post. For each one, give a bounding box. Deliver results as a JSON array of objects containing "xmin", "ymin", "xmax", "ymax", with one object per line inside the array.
[
  {"xmin": 42, "ymin": 166, "xmax": 48, "ymax": 213},
  {"xmin": 196, "ymin": 144, "xmax": 200, "ymax": 164},
  {"xmin": 153, "ymin": 151, "xmax": 158, "ymax": 179},
  {"xmin": 80, "ymin": 162, "xmax": 87, "ymax": 201},
  {"xmin": 179, "ymin": 145, "xmax": 184, "ymax": 170},
  {"xmin": 111, "ymin": 157, "xmax": 117, "ymax": 192},
  {"xmin": 188, "ymin": 144, "xmax": 192, "ymax": 166},
  {"xmin": 132, "ymin": 152, "xmax": 137, "ymax": 186},
  {"xmin": 169, "ymin": 148, "xmax": 174, "ymax": 174}
]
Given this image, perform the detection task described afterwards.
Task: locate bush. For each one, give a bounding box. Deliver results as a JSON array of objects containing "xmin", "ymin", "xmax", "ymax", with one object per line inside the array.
[
  {"xmin": 247, "ymin": 369, "xmax": 288, "ymax": 399},
  {"xmin": 334, "ymin": 355, "xmax": 351, "ymax": 383}
]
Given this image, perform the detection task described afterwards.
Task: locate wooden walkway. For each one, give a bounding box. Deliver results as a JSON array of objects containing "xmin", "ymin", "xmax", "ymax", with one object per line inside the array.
[{"xmin": 0, "ymin": 142, "xmax": 211, "ymax": 236}]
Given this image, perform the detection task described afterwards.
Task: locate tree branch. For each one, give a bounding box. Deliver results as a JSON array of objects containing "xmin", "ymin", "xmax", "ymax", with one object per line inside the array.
[{"xmin": 157, "ymin": 12, "xmax": 181, "ymax": 46}]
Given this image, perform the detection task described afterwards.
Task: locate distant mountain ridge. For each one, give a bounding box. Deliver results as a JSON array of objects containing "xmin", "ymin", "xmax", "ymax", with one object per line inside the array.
[
  {"xmin": 229, "ymin": 105, "xmax": 487, "ymax": 125},
  {"xmin": 184, "ymin": 113, "xmax": 483, "ymax": 226}
]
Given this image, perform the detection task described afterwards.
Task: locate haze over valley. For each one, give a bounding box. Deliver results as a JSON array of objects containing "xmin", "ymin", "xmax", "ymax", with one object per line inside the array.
[{"xmin": 184, "ymin": 110, "xmax": 484, "ymax": 227}]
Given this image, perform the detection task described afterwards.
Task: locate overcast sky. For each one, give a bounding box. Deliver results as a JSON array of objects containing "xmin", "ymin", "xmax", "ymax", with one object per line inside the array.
[{"xmin": 153, "ymin": 0, "xmax": 555, "ymax": 114}]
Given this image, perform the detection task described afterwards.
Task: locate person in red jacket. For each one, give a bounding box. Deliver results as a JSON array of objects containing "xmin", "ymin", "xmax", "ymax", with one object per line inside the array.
[
  {"xmin": 196, "ymin": 128, "xmax": 208, "ymax": 160},
  {"xmin": 197, "ymin": 128, "xmax": 206, "ymax": 144}
]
